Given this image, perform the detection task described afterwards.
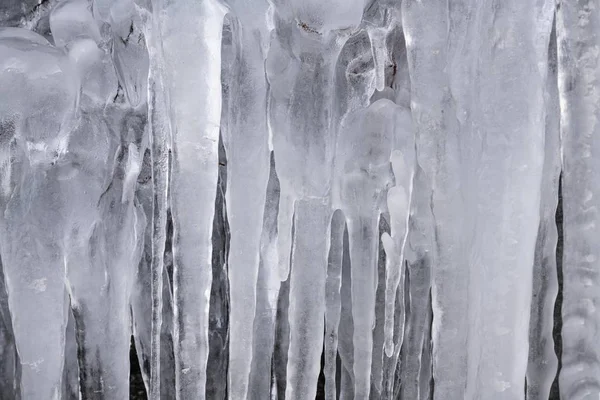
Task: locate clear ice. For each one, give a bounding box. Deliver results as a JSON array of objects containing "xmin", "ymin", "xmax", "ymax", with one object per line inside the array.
[{"xmin": 0, "ymin": 0, "xmax": 596, "ymax": 399}]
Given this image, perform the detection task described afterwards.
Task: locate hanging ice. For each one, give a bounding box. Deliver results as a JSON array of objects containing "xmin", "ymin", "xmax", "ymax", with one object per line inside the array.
[{"xmin": 1, "ymin": 0, "xmax": 600, "ymax": 399}]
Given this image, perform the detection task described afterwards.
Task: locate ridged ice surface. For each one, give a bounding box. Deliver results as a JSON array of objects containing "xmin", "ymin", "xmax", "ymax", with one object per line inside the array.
[{"xmin": 0, "ymin": 0, "xmax": 596, "ymax": 399}]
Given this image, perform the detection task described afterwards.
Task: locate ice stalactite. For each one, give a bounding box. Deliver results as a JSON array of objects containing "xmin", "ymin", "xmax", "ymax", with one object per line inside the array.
[
  {"xmin": 131, "ymin": 146, "xmax": 153, "ymax": 389},
  {"xmin": 219, "ymin": 0, "xmax": 271, "ymax": 397},
  {"xmin": 402, "ymin": 1, "xmax": 555, "ymax": 399},
  {"xmin": 266, "ymin": 0, "xmax": 368, "ymax": 396},
  {"xmin": 49, "ymin": 1, "xmax": 148, "ymax": 398},
  {"xmin": 159, "ymin": 210, "xmax": 176, "ymax": 400},
  {"xmin": 324, "ymin": 209, "xmax": 345, "ymax": 400},
  {"xmin": 135, "ymin": 0, "xmax": 171, "ymax": 397},
  {"xmin": 62, "ymin": 305, "xmax": 79, "ymax": 400},
  {"xmin": 5, "ymin": 0, "xmax": 600, "ymax": 399},
  {"xmin": 206, "ymin": 77, "xmax": 231, "ymax": 400},
  {"xmin": 248, "ymin": 153, "xmax": 280, "ymax": 400},
  {"xmin": 117, "ymin": 1, "xmax": 154, "ymax": 393},
  {"xmin": 557, "ymin": 1, "xmax": 600, "ymax": 398},
  {"xmin": 380, "ymin": 113, "xmax": 415, "ymax": 399},
  {"xmin": 526, "ymin": 20, "xmax": 560, "ymax": 400},
  {"xmin": 382, "ymin": 113, "xmax": 414, "ymax": 356},
  {"xmin": 154, "ymin": 0, "xmax": 226, "ymax": 397},
  {"xmin": 337, "ymin": 226, "xmax": 354, "ymax": 400},
  {"xmin": 273, "ymin": 273, "xmax": 291, "ymax": 399},
  {"xmin": 336, "ymin": 99, "xmax": 400, "ymax": 398},
  {"xmin": 399, "ymin": 163, "xmax": 434, "ymax": 400},
  {"xmin": 0, "ymin": 27, "xmax": 77, "ymax": 400}
]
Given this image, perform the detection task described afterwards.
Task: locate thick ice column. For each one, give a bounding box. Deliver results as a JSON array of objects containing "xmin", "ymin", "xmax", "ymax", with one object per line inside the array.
[
  {"xmin": 401, "ymin": 3, "xmax": 469, "ymax": 395},
  {"xmin": 0, "ymin": 29, "xmax": 77, "ymax": 400},
  {"xmin": 457, "ymin": 3, "xmax": 552, "ymax": 399},
  {"xmin": 526, "ymin": 22, "xmax": 560, "ymax": 400},
  {"xmin": 402, "ymin": 0, "xmax": 554, "ymax": 399},
  {"xmin": 154, "ymin": 0, "xmax": 227, "ymax": 397},
  {"xmin": 65, "ymin": 130, "xmax": 146, "ymax": 399},
  {"xmin": 218, "ymin": 2, "xmax": 271, "ymax": 397},
  {"xmin": 557, "ymin": 2, "xmax": 600, "ymax": 398},
  {"xmin": 51, "ymin": 2, "xmax": 148, "ymax": 397},
  {"xmin": 1, "ymin": 175, "xmax": 69, "ymax": 400},
  {"xmin": 61, "ymin": 116, "xmax": 144, "ymax": 399},
  {"xmin": 266, "ymin": 2, "xmax": 366, "ymax": 395},
  {"xmin": 115, "ymin": 4, "xmax": 153, "ymax": 394}
]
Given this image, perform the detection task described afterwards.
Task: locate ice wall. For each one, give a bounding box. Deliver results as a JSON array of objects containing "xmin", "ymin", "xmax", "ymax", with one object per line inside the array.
[{"xmin": 0, "ymin": 0, "xmax": 596, "ymax": 399}]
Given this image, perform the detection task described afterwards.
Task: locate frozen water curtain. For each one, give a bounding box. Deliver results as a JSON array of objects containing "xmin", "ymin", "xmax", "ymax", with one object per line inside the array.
[{"xmin": 0, "ymin": 0, "xmax": 596, "ymax": 399}]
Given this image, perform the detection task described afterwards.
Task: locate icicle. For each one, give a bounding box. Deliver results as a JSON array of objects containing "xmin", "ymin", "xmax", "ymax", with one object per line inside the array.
[
  {"xmin": 383, "ymin": 147, "xmax": 414, "ymax": 358},
  {"xmin": 324, "ymin": 209, "xmax": 345, "ymax": 400},
  {"xmin": 556, "ymin": 1, "xmax": 600, "ymax": 398},
  {"xmin": 249, "ymin": 153, "xmax": 281, "ymax": 400},
  {"xmin": 266, "ymin": 2, "xmax": 366, "ymax": 396},
  {"xmin": 369, "ymin": 216, "xmax": 390, "ymax": 398},
  {"xmin": 402, "ymin": 1, "xmax": 554, "ymax": 399},
  {"xmin": 160, "ymin": 237, "xmax": 177, "ymax": 399},
  {"xmin": 131, "ymin": 147, "xmax": 153, "ymax": 392},
  {"xmin": 285, "ymin": 199, "xmax": 331, "ymax": 400},
  {"xmin": 273, "ymin": 275, "xmax": 291, "ymax": 399},
  {"xmin": 383, "ymin": 263, "xmax": 409, "ymax": 398},
  {"xmin": 205, "ymin": 136, "xmax": 229, "ymax": 400},
  {"xmin": 276, "ymin": 188, "xmax": 295, "ymax": 282},
  {"xmin": 337, "ymin": 227, "xmax": 355, "ymax": 400},
  {"xmin": 62, "ymin": 305, "xmax": 80, "ymax": 400},
  {"xmin": 0, "ymin": 28, "xmax": 77, "ymax": 400},
  {"xmin": 526, "ymin": 19, "xmax": 560, "ymax": 400},
  {"xmin": 51, "ymin": 2, "xmax": 149, "ymax": 396},
  {"xmin": 418, "ymin": 295, "xmax": 434, "ymax": 400},
  {"xmin": 399, "ymin": 164, "xmax": 434, "ymax": 400},
  {"xmin": 335, "ymin": 99, "xmax": 397, "ymax": 398},
  {"xmin": 135, "ymin": 1, "xmax": 172, "ymax": 397},
  {"xmin": 154, "ymin": 0, "xmax": 227, "ymax": 397},
  {"xmin": 219, "ymin": 4, "xmax": 271, "ymax": 397}
]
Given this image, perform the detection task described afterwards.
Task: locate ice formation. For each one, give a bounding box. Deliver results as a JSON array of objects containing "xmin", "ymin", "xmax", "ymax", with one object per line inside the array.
[{"xmin": 0, "ymin": 0, "xmax": 595, "ymax": 399}]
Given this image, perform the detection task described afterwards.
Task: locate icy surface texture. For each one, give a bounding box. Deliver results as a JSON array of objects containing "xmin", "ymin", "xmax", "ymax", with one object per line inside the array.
[{"xmin": 0, "ymin": 0, "xmax": 595, "ymax": 399}]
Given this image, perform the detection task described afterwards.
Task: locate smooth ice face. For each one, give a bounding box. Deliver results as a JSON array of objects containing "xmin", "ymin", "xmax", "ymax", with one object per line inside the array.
[{"xmin": 0, "ymin": 1, "xmax": 595, "ymax": 400}]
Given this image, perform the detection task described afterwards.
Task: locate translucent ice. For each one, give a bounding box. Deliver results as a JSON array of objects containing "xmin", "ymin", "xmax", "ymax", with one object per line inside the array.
[
  {"xmin": 0, "ymin": 28, "xmax": 76, "ymax": 399},
  {"xmin": 2, "ymin": 1, "xmax": 600, "ymax": 399}
]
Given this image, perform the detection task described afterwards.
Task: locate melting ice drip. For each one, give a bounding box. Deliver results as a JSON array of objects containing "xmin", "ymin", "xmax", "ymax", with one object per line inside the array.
[{"xmin": 0, "ymin": 0, "xmax": 596, "ymax": 399}]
